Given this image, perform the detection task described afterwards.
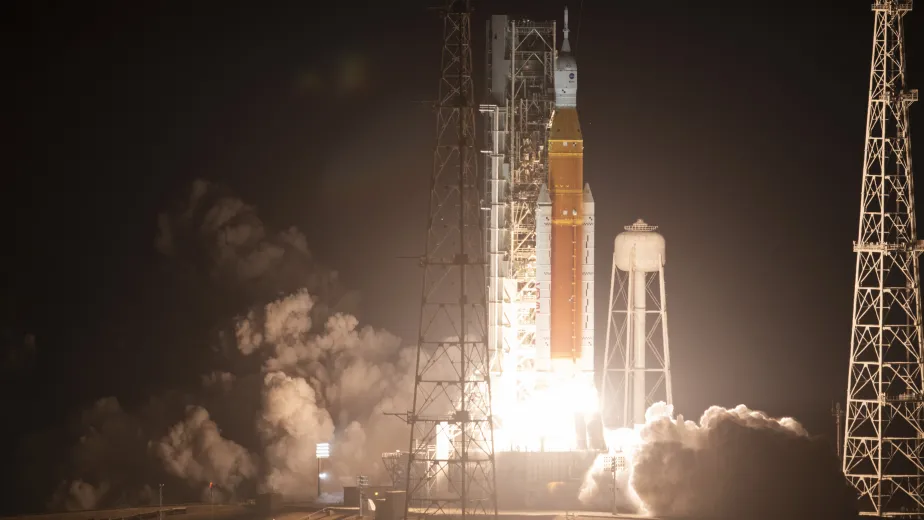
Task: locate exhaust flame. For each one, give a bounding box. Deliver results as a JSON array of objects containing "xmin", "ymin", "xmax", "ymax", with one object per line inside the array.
[{"xmin": 492, "ymin": 370, "xmax": 597, "ymax": 452}]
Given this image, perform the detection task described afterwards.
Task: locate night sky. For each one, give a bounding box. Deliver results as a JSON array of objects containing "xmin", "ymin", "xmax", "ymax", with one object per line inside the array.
[{"xmin": 3, "ymin": 0, "xmax": 924, "ymax": 514}]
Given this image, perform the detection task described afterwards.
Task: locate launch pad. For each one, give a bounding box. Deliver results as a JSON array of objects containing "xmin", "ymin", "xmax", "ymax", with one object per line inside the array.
[
  {"xmin": 494, "ymin": 451, "xmax": 598, "ymax": 510},
  {"xmin": 392, "ymin": 3, "xmax": 657, "ymax": 517},
  {"xmin": 403, "ymin": 511, "xmax": 651, "ymax": 520},
  {"xmin": 387, "ymin": 6, "xmax": 615, "ymax": 514},
  {"xmin": 382, "ymin": 449, "xmax": 605, "ymax": 512}
]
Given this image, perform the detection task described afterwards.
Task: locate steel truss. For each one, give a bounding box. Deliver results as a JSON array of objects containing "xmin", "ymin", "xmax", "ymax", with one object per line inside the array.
[
  {"xmin": 383, "ymin": 450, "xmax": 409, "ymax": 490},
  {"xmin": 843, "ymin": 1, "xmax": 924, "ymax": 516},
  {"xmin": 481, "ymin": 18, "xmax": 556, "ymax": 431},
  {"xmin": 404, "ymin": 1, "xmax": 498, "ymax": 519}
]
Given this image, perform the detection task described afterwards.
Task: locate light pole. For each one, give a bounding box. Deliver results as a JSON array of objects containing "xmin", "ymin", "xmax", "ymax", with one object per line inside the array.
[
  {"xmin": 357, "ymin": 475, "xmax": 368, "ymax": 517},
  {"xmin": 316, "ymin": 443, "xmax": 330, "ymax": 501},
  {"xmin": 608, "ymin": 453, "xmax": 626, "ymax": 514}
]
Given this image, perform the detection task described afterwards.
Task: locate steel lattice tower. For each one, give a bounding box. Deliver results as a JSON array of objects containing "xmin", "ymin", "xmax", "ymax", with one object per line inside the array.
[
  {"xmin": 404, "ymin": 1, "xmax": 498, "ymax": 520},
  {"xmin": 843, "ymin": 1, "xmax": 923, "ymax": 516}
]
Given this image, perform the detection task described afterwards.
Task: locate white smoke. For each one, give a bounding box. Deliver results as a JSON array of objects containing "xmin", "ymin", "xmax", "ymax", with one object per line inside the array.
[
  {"xmin": 580, "ymin": 403, "xmax": 856, "ymax": 519},
  {"xmin": 154, "ymin": 406, "xmax": 257, "ymax": 496},
  {"xmin": 35, "ymin": 181, "xmax": 401, "ymax": 511},
  {"xmin": 258, "ymin": 371, "xmax": 336, "ymax": 499},
  {"xmin": 262, "ymin": 290, "xmax": 314, "ymax": 348},
  {"xmin": 236, "ymin": 289, "xmax": 414, "ymax": 495},
  {"xmin": 234, "ymin": 313, "xmax": 264, "ymax": 356}
]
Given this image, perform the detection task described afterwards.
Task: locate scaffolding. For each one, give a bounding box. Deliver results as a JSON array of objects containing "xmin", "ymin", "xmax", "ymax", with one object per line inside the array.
[{"xmin": 480, "ymin": 17, "xmax": 557, "ymax": 440}]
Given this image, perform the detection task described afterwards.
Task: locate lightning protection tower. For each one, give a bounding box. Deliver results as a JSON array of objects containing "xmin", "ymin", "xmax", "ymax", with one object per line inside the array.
[
  {"xmin": 404, "ymin": 1, "xmax": 498, "ymax": 520},
  {"xmin": 843, "ymin": 2, "xmax": 924, "ymax": 516},
  {"xmin": 602, "ymin": 220, "xmax": 672, "ymax": 429}
]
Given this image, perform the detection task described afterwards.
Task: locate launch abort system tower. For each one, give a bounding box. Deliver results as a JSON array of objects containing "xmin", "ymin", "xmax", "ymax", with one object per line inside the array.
[
  {"xmin": 842, "ymin": 1, "xmax": 923, "ymax": 516},
  {"xmin": 404, "ymin": 1, "xmax": 498, "ymax": 519}
]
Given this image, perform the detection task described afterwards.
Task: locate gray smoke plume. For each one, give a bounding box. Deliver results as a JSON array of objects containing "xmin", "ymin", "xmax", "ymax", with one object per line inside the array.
[
  {"xmin": 41, "ymin": 386, "xmax": 257, "ymax": 511},
  {"xmin": 154, "ymin": 406, "xmax": 257, "ymax": 497},
  {"xmin": 29, "ymin": 180, "xmax": 408, "ymax": 511},
  {"xmin": 258, "ymin": 371, "xmax": 336, "ymax": 499},
  {"xmin": 153, "ymin": 179, "xmax": 354, "ymax": 313},
  {"xmin": 236, "ymin": 289, "xmax": 414, "ymax": 494},
  {"xmin": 628, "ymin": 404, "xmax": 856, "ymax": 520},
  {"xmin": 201, "ymin": 371, "xmax": 236, "ymax": 392},
  {"xmin": 44, "ymin": 397, "xmax": 157, "ymax": 511},
  {"xmin": 53, "ymin": 480, "xmax": 111, "ymax": 512}
]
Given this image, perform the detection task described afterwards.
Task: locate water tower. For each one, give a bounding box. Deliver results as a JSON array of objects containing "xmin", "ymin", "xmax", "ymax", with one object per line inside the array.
[{"xmin": 601, "ymin": 219, "xmax": 673, "ymax": 428}]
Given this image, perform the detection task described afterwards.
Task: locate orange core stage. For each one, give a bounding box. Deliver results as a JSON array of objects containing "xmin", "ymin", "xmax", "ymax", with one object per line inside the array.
[{"xmin": 548, "ymin": 108, "xmax": 583, "ymax": 361}]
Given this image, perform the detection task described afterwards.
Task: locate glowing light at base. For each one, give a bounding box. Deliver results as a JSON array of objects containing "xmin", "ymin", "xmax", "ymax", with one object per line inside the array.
[{"xmin": 491, "ymin": 367, "xmax": 598, "ymax": 452}]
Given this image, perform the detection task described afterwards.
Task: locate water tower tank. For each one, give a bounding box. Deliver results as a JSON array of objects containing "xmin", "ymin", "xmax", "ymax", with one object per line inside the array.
[{"xmin": 614, "ymin": 219, "xmax": 665, "ymax": 273}]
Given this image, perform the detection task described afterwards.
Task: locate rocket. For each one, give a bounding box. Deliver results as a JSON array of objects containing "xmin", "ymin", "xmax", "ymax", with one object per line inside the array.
[{"xmin": 536, "ymin": 7, "xmax": 594, "ymax": 374}]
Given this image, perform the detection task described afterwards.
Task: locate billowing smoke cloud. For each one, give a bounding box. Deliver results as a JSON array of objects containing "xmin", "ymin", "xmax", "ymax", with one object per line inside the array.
[
  {"xmin": 236, "ymin": 289, "xmax": 414, "ymax": 492},
  {"xmin": 158, "ymin": 180, "xmax": 416, "ymax": 496},
  {"xmin": 53, "ymin": 480, "xmax": 111, "ymax": 512},
  {"xmin": 153, "ymin": 179, "xmax": 355, "ymax": 313},
  {"xmin": 154, "ymin": 406, "xmax": 257, "ymax": 498},
  {"xmin": 155, "ymin": 179, "xmax": 296, "ymax": 281},
  {"xmin": 581, "ymin": 403, "xmax": 856, "ymax": 520},
  {"xmin": 40, "ymin": 389, "xmax": 259, "ymax": 512},
  {"xmin": 201, "ymin": 371, "xmax": 235, "ymax": 392},
  {"xmin": 258, "ymin": 372, "xmax": 336, "ymax": 498},
  {"xmin": 577, "ymin": 451, "xmax": 639, "ymax": 512},
  {"xmin": 43, "ymin": 397, "xmax": 162, "ymax": 511},
  {"xmin": 21, "ymin": 180, "xmax": 410, "ymax": 512}
]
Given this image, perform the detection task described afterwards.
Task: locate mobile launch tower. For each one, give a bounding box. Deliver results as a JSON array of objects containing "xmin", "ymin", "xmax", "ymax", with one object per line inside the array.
[
  {"xmin": 481, "ymin": 7, "xmax": 595, "ymax": 453},
  {"xmin": 480, "ymin": 14, "xmax": 558, "ymax": 423}
]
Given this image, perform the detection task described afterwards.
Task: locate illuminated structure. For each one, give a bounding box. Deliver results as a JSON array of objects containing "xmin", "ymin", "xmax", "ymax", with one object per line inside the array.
[
  {"xmin": 390, "ymin": 6, "xmax": 600, "ymax": 514},
  {"xmin": 481, "ymin": 6, "xmax": 596, "ymax": 455},
  {"xmin": 480, "ymin": 13, "xmax": 557, "ymax": 449},
  {"xmin": 601, "ymin": 220, "xmax": 672, "ymax": 429},
  {"xmin": 316, "ymin": 443, "xmax": 330, "ymax": 498},
  {"xmin": 403, "ymin": 1, "xmax": 497, "ymax": 519},
  {"xmin": 842, "ymin": 1, "xmax": 924, "ymax": 516}
]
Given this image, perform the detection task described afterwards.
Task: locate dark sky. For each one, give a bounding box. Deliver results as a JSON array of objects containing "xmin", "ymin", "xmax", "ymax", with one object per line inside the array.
[{"xmin": 3, "ymin": 0, "xmax": 923, "ymax": 507}]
